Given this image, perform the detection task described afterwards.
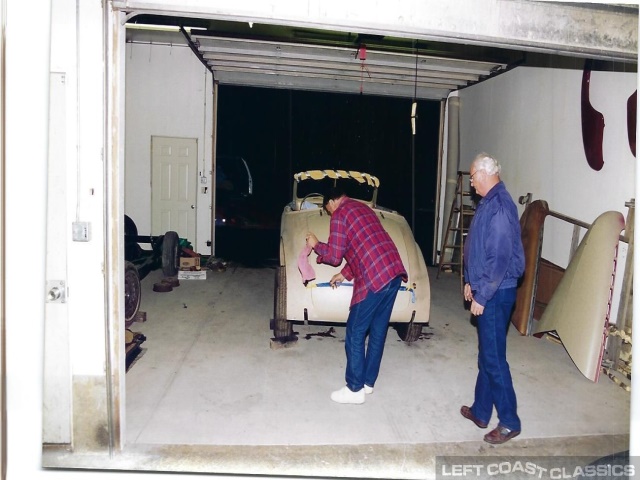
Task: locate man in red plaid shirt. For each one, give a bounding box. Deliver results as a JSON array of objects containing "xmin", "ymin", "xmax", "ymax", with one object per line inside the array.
[{"xmin": 306, "ymin": 186, "xmax": 407, "ymax": 404}]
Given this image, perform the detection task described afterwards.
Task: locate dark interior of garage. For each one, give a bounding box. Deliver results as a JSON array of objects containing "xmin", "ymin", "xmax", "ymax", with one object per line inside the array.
[{"xmin": 214, "ymin": 85, "xmax": 442, "ymax": 265}]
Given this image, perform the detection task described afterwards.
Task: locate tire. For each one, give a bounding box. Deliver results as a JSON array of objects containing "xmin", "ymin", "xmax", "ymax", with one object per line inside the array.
[
  {"xmin": 124, "ymin": 215, "xmax": 138, "ymax": 237},
  {"xmin": 124, "ymin": 215, "xmax": 143, "ymax": 261},
  {"xmin": 161, "ymin": 231, "xmax": 180, "ymax": 277},
  {"xmin": 396, "ymin": 322, "xmax": 424, "ymax": 343},
  {"xmin": 273, "ymin": 266, "xmax": 293, "ymax": 339},
  {"xmin": 124, "ymin": 261, "xmax": 142, "ymax": 323}
]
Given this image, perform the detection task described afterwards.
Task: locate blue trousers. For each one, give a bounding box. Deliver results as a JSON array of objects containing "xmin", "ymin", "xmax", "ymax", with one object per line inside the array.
[
  {"xmin": 344, "ymin": 277, "xmax": 401, "ymax": 392},
  {"xmin": 471, "ymin": 287, "xmax": 521, "ymax": 431}
]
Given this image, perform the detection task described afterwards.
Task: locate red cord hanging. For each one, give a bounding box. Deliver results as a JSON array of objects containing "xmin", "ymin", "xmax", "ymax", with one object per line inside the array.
[{"xmin": 358, "ymin": 45, "xmax": 370, "ymax": 94}]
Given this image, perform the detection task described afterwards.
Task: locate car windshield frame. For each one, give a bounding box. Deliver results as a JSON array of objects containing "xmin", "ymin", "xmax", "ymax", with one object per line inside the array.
[{"xmin": 292, "ymin": 170, "xmax": 379, "ymax": 209}]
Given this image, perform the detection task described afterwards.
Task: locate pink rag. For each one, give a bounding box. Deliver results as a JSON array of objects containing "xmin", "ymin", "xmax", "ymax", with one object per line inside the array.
[{"xmin": 297, "ymin": 244, "xmax": 316, "ymax": 284}]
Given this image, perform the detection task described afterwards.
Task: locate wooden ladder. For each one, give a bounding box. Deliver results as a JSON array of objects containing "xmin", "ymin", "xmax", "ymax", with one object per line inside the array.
[{"xmin": 437, "ymin": 171, "xmax": 476, "ymax": 290}]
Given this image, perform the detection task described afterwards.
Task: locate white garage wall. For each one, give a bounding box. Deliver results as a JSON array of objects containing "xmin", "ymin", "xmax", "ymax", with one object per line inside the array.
[
  {"xmin": 125, "ymin": 41, "xmax": 214, "ymax": 254},
  {"xmin": 456, "ymin": 65, "xmax": 637, "ymax": 268}
]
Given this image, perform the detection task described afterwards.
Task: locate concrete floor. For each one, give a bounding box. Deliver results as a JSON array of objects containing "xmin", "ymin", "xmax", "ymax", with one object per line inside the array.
[{"xmin": 116, "ymin": 262, "xmax": 629, "ymax": 478}]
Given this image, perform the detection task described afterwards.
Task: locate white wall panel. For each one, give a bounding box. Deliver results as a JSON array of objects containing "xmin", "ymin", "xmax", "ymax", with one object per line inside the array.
[
  {"xmin": 125, "ymin": 42, "xmax": 214, "ymax": 253},
  {"xmin": 458, "ymin": 65, "xmax": 636, "ymax": 261}
]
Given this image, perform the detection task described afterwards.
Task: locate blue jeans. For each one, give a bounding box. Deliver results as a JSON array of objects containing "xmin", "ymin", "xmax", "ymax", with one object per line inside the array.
[
  {"xmin": 344, "ymin": 276, "xmax": 402, "ymax": 392},
  {"xmin": 471, "ymin": 287, "xmax": 521, "ymax": 431}
]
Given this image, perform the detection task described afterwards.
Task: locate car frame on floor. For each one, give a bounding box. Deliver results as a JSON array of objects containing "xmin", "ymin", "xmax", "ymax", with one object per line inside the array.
[{"xmin": 124, "ymin": 214, "xmax": 180, "ymax": 323}]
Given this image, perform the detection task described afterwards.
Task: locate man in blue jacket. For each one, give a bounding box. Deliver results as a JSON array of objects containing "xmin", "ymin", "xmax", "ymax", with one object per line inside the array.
[{"xmin": 460, "ymin": 153, "xmax": 525, "ymax": 444}]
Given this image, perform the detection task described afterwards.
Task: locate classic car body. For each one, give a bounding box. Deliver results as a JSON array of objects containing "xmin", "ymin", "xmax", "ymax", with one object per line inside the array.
[{"xmin": 273, "ymin": 169, "xmax": 431, "ymax": 342}]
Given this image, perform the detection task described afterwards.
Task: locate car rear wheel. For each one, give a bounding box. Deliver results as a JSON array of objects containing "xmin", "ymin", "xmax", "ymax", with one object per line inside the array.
[
  {"xmin": 124, "ymin": 261, "xmax": 141, "ymax": 323},
  {"xmin": 396, "ymin": 321, "xmax": 424, "ymax": 343},
  {"xmin": 273, "ymin": 266, "xmax": 293, "ymax": 339},
  {"xmin": 161, "ymin": 231, "xmax": 180, "ymax": 277}
]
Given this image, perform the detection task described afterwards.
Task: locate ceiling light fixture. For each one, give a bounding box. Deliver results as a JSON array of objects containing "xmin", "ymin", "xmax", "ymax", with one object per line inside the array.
[{"xmin": 126, "ymin": 23, "xmax": 207, "ymax": 33}]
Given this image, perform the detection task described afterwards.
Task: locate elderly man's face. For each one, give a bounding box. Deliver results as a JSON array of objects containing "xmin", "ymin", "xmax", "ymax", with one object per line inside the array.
[{"xmin": 469, "ymin": 165, "xmax": 489, "ymax": 196}]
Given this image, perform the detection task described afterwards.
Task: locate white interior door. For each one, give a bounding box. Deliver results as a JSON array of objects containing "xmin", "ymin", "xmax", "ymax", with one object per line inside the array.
[{"xmin": 151, "ymin": 136, "xmax": 197, "ymax": 242}]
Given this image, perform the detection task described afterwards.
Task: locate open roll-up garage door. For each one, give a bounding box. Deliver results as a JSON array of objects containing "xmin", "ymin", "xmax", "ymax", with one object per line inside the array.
[
  {"xmin": 126, "ymin": 27, "xmax": 510, "ymax": 100},
  {"xmin": 188, "ymin": 33, "xmax": 508, "ymax": 100},
  {"xmin": 118, "ymin": 0, "xmax": 637, "ymax": 101}
]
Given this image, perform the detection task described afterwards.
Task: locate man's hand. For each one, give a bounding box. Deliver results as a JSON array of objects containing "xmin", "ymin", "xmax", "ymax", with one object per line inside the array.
[
  {"xmin": 306, "ymin": 232, "xmax": 319, "ymax": 248},
  {"xmin": 470, "ymin": 300, "xmax": 485, "ymax": 317},
  {"xmin": 464, "ymin": 283, "xmax": 473, "ymax": 302},
  {"xmin": 329, "ymin": 272, "xmax": 345, "ymax": 289},
  {"xmin": 464, "ymin": 283, "xmax": 485, "ymax": 316}
]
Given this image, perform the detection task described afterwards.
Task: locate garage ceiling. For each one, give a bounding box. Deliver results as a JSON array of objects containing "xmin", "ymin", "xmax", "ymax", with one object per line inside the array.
[
  {"xmin": 123, "ymin": 2, "xmax": 638, "ymax": 101},
  {"xmin": 188, "ymin": 32, "xmax": 511, "ymax": 100},
  {"xmin": 125, "ymin": 21, "xmax": 516, "ymax": 100}
]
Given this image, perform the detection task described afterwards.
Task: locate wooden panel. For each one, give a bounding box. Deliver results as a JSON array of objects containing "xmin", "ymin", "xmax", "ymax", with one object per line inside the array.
[
  {"xmin": 533, "ymin": 258, "xmax": 565, "ymax": 321},
  {"xmin": 511, "ymin": 199, "xmax": 549, "ymax": 335}
]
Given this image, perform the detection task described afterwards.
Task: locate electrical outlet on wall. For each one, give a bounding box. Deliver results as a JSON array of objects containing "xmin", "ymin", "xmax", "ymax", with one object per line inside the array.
[{"xmin": 72, "ymin": 221, "xmax": 91, "ymax": 242}]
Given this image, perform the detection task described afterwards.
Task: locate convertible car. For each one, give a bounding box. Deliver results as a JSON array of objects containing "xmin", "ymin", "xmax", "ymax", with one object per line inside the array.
[{"xmin": 273, "ymin": 169, "xmax": 431, "ymax": 342}]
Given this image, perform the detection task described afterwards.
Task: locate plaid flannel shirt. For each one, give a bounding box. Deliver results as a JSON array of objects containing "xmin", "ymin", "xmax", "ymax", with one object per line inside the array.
[{"xmin": 313, "ymin": 197, "xmax": 407, "ymax": 307}]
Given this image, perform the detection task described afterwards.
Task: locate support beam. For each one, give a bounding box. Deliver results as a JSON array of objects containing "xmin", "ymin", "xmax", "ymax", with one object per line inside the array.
[{"xmin": 114, "ymin": 0, "xmax": 638, "ymax": 61}]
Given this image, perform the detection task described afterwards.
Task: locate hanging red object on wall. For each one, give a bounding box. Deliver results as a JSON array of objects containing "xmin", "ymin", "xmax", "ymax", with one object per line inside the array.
[
  {"xmin": 627, "ymin": 90, "xmax": 636, "ymax": 157},
  {"xmin": 581, "ymin": 60, "xmax": 605, "ymax": 171}
]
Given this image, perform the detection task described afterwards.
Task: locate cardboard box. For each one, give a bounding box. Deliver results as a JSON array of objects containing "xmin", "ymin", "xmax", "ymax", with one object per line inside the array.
[
  {"xmin": 178, "ymin": 270, "xmax": 207, "ymax": 280},
  {"xmin": 179, "ymin": 257, "xmax": 201, "ymax": 269}
]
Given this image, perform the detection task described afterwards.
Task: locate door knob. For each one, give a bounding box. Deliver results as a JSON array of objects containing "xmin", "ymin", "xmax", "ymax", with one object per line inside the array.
[{"xmin": 46, "ymin": 280, "xmax": 66, "ymax": 303}]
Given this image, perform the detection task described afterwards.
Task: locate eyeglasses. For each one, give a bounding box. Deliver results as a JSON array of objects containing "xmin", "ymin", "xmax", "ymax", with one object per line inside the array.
[{"xmin": 469, "ymin": 171, "xmax": 479, "ymax": 181}]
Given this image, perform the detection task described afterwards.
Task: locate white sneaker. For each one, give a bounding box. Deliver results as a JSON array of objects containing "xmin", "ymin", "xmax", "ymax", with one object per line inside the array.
[
  {"xmin": 330, "ymin": 386, "xmax": 365, "ymax": 404},
  {"xmin": 364, "ymin": 385, "xmax": 374, "ymax": 395}
]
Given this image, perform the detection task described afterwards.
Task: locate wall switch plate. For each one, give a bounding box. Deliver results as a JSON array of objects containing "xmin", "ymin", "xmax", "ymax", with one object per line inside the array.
[{"xmin": 72, "ymin": 221, "xmax": 91, "ymax": 242}]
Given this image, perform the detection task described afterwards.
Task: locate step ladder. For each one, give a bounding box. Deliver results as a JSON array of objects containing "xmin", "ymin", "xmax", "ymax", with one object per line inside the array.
[{"xmin": 437, "ymin": 171, "xmax": 476, "ymax": 290}]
